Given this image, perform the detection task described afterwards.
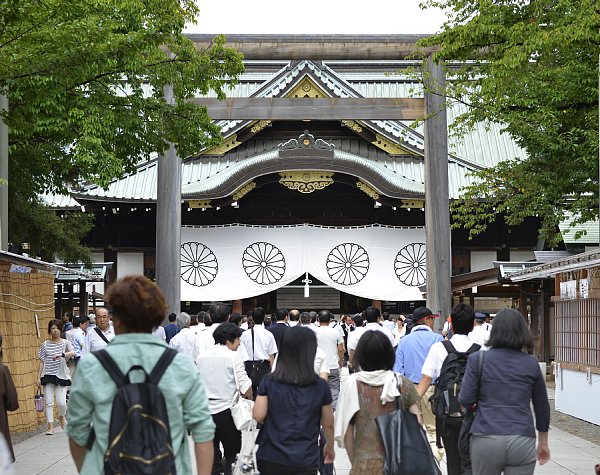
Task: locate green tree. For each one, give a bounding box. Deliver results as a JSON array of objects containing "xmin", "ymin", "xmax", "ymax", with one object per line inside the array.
[
  {"xmin": 1, "ymin": 0, "xmax": 244, "ymax": 262},
  {"xmin": 419, "ymin": 0, "xmax": 599, "ymax": 245}
]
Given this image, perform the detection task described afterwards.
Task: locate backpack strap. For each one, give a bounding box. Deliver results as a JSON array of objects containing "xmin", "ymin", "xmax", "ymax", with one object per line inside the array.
[
  {"xmin": 149, "ymin": 348, "xmax": 178, "ymax": 385},
  {"xmin": 441, "ymin": 339, "xmax": 456, "ymax": 354},
  {"xmin": 94, "ymin": 349, "xmax": 126, "ymax": 387},
  {"xmin": 467, "ymin": 343, "xmax": 482, "ymax": 354}
]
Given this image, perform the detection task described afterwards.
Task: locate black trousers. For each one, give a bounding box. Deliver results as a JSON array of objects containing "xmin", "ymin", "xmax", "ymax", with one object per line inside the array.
[
  {"xmin": 258, "ymin": 460, "xmax": 317, "ymax": 475},
  {"xmin": 211, "ymin": 409, "xmax": 241, "ymax": 475},
  {"xmin": 440, "ymin": 416, "xmax": 464, "ymax": 475}
]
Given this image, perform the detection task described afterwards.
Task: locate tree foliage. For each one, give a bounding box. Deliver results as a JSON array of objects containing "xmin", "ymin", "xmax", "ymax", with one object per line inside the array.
[
  {"xmin": 0, "ymin": 0, "xmax": 244, "ymax": 261},
  {"xmin": 419, "ymin": 0, "xmax": 599, "ymax": 245}
]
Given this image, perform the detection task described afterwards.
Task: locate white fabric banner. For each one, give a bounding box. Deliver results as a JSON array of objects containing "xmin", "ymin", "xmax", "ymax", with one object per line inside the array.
[{"xmin": 181, "ymin": 225, "xmax": 426, "ymax": 302}]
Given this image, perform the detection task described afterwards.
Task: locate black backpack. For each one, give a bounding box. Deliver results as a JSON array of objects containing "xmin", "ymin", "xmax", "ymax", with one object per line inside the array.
[
  {"xmin": 430, "ymin": 340, "xmax": 480, "ymax": 420},
  {"xmin": 94, "ymin": 348, "xmax": 178, "ymax": 475}
]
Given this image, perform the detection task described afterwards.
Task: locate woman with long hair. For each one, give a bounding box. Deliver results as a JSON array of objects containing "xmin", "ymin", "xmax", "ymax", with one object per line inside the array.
[
  {"xmin": 37, "ymin": 319, "xmax": 75, "ymax": 435},
  {"xmin": 335, "ymin": 330, "xmax": 421, "ymax": 475},
  {"xmin": 253, "ymin": 326, "xmax": 335, "ymax": 475},
  {"xmin": 459, "ymin": 308, "xmax": 550, "ymax": 475}
]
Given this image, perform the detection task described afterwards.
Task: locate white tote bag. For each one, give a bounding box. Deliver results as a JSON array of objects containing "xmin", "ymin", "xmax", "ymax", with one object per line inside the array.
[
  {"xmin": 230, "ymin": 364, "xmax": 254, "ymax": 431},
  {"xmin": 230, "ymin": 393, "xmax": 254, "ymax": 431}
]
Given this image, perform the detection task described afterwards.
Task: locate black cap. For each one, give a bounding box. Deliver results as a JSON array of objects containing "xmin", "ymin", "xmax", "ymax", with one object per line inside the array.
[{"xmin": 412, "ymin": 307, "xmax": 439, "ymax": 323}]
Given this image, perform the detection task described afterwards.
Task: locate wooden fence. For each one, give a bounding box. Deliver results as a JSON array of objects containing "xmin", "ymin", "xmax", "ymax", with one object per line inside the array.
[
  {"xmin": 0, "ymin": 270, "xmax": 55, "ymax": 432},
  {"xmin": 554, "ymin": 298, "xmax": 600, "ymax": 372}
]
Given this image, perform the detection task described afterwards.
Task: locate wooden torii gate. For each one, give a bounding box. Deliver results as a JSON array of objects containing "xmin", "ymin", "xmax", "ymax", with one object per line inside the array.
[{"xmin": 156, "ymin": 35, "xmax": 450, "ymax": 324}]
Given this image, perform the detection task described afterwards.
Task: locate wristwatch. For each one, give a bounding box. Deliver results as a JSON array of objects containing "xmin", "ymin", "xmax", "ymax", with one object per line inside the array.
[{"xmin": 61, "ymin": 352, "xmax": 65, "ymax": 358}]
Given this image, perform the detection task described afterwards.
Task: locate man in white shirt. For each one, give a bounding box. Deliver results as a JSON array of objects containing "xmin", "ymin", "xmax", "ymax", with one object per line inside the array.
[
  {"xmin": 169, "ymin": 312, "xmax": 199, "ymax": 362},
  {"xmin": 288, "ymin": 309, "xmax": 300, "ymax": 327},
  {"xmin": 195, "ymin": 303, "xmax": 230, "ymax": 356},
  {"xmin": 347, "ymin": 306, "xmax": 394, "ymax": 368},
  {"xmin": 65, "ymin": 319, "xmax": 78, "ymax": 346},
  {"xmin": 468, "ymin": 312, "xmax": 491, "ymax": 349},
  {"xmin": 381, "ymin": 312, "xmax": 396, "ymax": 331},
  {"xmin": 300, "ymin": 312, "xmax": 318, "ymax": 333},
  {"xmin": 72, "ymin": 316, "xmax": 89, "ymax": 363},
  {"xmin": 316, "ymin": 310, "xmax": 344, "ymax": 410},
  {"xmin": 417, "ymin": 303, "xmax": 479, "ymax": 474},
  {"xmin": 239, "ymin": 307, "xmax": 277, "ymax": 399},
  {"xmin": 152, "ymin": 325, "xmax": 166, "ymax": 342},
  {"xmin": 85, "ymin": 307, "xmax": 115, "ymax": 352}
]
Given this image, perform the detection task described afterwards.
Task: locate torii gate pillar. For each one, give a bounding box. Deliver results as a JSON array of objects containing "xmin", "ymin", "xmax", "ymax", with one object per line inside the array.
[
  {"xmin": 424, "ymin": 56, "xmax": 451, "ymax": 327},
  {"xmin": 156, "ymin": 84, "xmax": 182, "ymax": 317}
]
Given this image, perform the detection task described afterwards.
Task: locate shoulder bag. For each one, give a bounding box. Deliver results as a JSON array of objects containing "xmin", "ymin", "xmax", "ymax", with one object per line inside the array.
[
  {"xmin": 230, "ymin": 359, "xmax": 254, "ymax": 431},
  {"xmin": 94, "ymin": 327, "xmax": 110, "ymax": 344},
  {"xmin": 375, "ymin": 374, "xmax": 441, "ymax": 475},
  {"xmin": 458, "ymin": 349, "xmax": 485, "ymax": 472},
  {"xmin": 56, "ymin": 339, "xmax": 71, "ymax": 380}
]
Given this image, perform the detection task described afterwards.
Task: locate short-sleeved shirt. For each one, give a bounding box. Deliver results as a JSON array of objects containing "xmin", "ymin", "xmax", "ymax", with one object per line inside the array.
[
  {"xmin": 421, "ymin": 334, "xmax": 478, "ymax": 381},
  {"xmin": 85, "ymin": 325, "xmax": 115, "ymax": 353},
  {"xmin": 347, "ymin": 323, "xmax": 394, "ymax": 351},
  {"xmin": 240, "ymin": 324, "xmax": 277, "ymax": 361},
  {"xmin": 256, "ymin": 375, "xmax": 332, "ymax": 469},
  {"xmin": 38, "ymin": 339, "xmax": 73, "ymax": 376},
  {"xmin": 393, "ymin": 325, "xmax": 443, "ymax": 383},
  {"xmin": 316, "ymin": 325, "xmax": 343, "ymax": 369}
]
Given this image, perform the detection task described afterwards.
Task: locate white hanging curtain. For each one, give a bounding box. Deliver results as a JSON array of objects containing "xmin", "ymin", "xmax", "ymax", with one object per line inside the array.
[{"xmin": 180, "ymin": 224, "xmax": 426, "ymax": 302}]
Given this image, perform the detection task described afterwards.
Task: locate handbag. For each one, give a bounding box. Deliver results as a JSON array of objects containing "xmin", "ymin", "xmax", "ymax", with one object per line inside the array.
[
  {"xmin": 458, "ymin": 350, "xmax": 485, "ymax": 472},
  {"xmin": 34, "ymin": 388, "xmax": 45, "ymax": 412},
  {"xmin": 375, "ymin": 375, "xmax": 441, "ymax": 475},
  {"xmin": 231, "ymin": 358, "xmax": 254, "ymax": 431},
  {"xmin": 231, "ymin": 392, "xmax": 254, "ymax": 431},
  {"xmin": 56, "ymin": 340, "xmax": 71, "ymax": 381},
  {"xmin": 232, "ymin": 421, "xmax": 260, "ymax": 475}
]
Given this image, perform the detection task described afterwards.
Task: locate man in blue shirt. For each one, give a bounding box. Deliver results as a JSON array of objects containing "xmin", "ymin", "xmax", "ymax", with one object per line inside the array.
[
  {"xmin": 163, "ymin": 313, "xmax": 179, "ymax": 344},
  {"xmin": 394, "ymin": 306, "xmax": 443, "ymax": 461}
]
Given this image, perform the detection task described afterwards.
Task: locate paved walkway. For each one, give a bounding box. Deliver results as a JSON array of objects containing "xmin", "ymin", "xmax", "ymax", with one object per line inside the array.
[
  {"xmin": 11, "ymin": 386, "xmax": 599, "ymax": 474},
  {"xmin": 12, "ymin": 418, "xmax": 600, "ymax": 474}
]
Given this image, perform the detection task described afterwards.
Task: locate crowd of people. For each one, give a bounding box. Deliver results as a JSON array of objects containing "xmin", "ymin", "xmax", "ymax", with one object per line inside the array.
[{"xmin": 0, "ymin": 274, "xmax": 553, "ymax": 475}]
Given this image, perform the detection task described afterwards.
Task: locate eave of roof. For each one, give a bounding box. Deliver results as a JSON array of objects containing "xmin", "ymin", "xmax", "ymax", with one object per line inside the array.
[
  {"xmin": 0, "ymin": 250, "xmax": 101, "ymax": 281},
  {"xmin": 509, "ymin": 249, "xmax": 600, "ymax": 282},
  {"xmin": 181, "ymin": 148, "xmax": 424, "ymax": 200}
]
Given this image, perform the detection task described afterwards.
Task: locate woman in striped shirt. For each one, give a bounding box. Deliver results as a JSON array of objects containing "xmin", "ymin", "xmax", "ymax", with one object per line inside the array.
[{"xmin": 37, "ymin": 319, "xmax": 75, "ymax": 435}]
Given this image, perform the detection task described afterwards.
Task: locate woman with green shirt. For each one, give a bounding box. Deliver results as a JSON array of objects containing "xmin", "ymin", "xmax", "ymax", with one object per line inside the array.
[{"xmin": 66, "ymin": 275, "xmax": 215, "ymax": 475}]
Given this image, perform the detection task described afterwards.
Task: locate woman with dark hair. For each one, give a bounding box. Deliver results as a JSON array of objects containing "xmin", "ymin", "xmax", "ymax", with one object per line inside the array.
[
  {"xmin": 335, "ymin": 330, "xmax": 420, "ymax": 475},
  {"xmin": 66, "ymin": 275, "xmax": 215, "ymax": 475},
  {"xmin": 253, "ymin": 326, "xmax": 334, "ymax": 475},
  {"xmin": 0, "ymin": 334, "xmax": 18, "ymax": 463},
  {"xmin": 37, "ymin": 319, "xmax": 75, "ymax": 435},
  {"xmin": 196, "ymin": 322, "xmax": 252, "ymax": 475},
  {"xmin": 459, "ymin": 308, "xmax": 550, "ymax": 475}
]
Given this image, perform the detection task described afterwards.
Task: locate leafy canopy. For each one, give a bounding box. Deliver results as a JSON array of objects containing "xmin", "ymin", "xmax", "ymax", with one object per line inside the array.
[
  {"xmin": 418, "ymin": 0, "xmax": 599, "ymax": 245},
  {"xmin": 0, "ymin": 0, "xmax": 244, "ymax": 262}
]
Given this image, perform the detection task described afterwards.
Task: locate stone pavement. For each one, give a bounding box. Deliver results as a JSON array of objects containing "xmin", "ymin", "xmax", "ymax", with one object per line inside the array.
[
  {"xmin": 11, "ymin": 384, "xmax": 599, "ymax": 474},
  {"xmin": 12, "ymin": 421, "xmax": 600, "ymax": 474}
]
